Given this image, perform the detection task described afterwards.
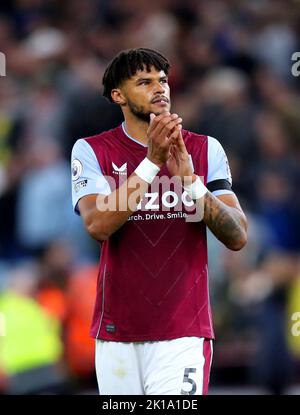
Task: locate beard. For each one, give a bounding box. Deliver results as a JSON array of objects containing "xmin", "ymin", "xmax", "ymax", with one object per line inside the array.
[
  {"xmin": 127, "ymin": 99, "xmax": 151, "ymax": 122},
  {"xmin": 127, "ymin": 98, "xmax": 170, "ymax": 123}
]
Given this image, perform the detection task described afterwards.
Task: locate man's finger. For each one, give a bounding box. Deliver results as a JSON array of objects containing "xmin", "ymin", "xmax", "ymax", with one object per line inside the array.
[
  {"xmin": 165, "ymin": 125, "xmax": 182, "ymax": 151},
  {"xmin": 168, "ymin": 141, "xmax": 180, "ymax": 164},
  {"xmin": 148, "ymin": 112, "xmax": 170, "ymax": 135},
  {"xmin": 150, "ymin": 113, "xmax": 156, "ymax": 123},
  {"xmin": 155, "ymin": 113, "xmax": 179, "ymax": 136},
  {"xmin": 173, "ymin": 126, "xmax": 187, "ymax": 153},
  {"xmin": 159, "ymin": 118, "xmax": 182, "ymax": 140}
]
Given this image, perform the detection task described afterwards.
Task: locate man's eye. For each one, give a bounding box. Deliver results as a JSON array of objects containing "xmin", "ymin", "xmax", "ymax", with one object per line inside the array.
[{"xmin": 161, "ymin": 79, "xmax": 168, "ymax": 83}]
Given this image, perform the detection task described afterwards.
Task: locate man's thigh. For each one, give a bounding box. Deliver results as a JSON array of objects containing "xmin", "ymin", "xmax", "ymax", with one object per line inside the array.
[
  {"xmin": 95, "ymin": 340, "xmax": 144, "ymax": 395},
  {"xmin": 144, "ymin": 337, "xmax": 213, "ymax": 395}
]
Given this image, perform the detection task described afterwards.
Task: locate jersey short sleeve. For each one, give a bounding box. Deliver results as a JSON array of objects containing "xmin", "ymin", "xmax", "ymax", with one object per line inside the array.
[
  {"xmin": 207, "ymin": 136, "xmax": 233, "ymax": 196},
  {"xmin": 71, "ymin": 139, "xmax": 111, "ymax": 214}
]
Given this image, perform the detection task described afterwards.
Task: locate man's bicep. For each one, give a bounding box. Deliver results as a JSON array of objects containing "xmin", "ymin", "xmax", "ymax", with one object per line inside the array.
[
  {"xmin": 216, "ymin": 193, "xmax": 244, "ymax": 213},
  {"xmin": 78, "ymin": 193, "xmax": 111, "ymax": 220},
  {"xmin": 78, "ymin": 193, "xmax": 110, "ymax": 241},
  {"xmin": 78, "ymin": 194, "xmax": 99, "ymax": 217}
]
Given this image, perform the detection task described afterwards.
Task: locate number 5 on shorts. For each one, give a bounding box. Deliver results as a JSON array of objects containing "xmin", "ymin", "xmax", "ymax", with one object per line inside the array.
[{"xmin": 180, "ymin": 368, "xmax": 197, "ymax": 395}]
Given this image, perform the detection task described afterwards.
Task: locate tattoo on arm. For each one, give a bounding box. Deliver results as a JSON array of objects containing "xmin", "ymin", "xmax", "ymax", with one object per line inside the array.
[{"xmin": 202, "ymin": 191, "xmax": 247, "ymax": 250}]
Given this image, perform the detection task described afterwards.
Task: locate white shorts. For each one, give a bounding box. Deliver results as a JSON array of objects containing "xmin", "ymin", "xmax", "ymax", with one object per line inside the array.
[{"xmin": 95, "ymin": 337, "xmax": 213, "ymax": 395}]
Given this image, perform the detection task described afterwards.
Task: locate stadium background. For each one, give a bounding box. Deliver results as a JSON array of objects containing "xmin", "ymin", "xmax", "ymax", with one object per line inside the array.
[{"xmin": 0, "ymin": 0, "xmax": 300, "ymax": 395}]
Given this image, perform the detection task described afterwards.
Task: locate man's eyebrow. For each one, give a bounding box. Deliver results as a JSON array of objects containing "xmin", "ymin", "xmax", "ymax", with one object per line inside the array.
[
  {"xmin": 135, "ymin": 75, "xmax": 168, "ymax": 83},
  {"xmin": 135, "ymin": 77, "xmax": 152, "ymax": 82}
]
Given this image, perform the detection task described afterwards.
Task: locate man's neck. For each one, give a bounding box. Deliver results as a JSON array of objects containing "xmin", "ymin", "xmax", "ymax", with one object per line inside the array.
[{"xmin": 123, "ymin": 114, "xmax": 149, "ymax": 146}]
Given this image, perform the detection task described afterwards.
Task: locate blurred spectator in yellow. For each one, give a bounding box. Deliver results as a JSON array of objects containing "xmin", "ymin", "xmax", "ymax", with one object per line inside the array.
[
  {"xmin": 286, "ymin": 271, "xmax": 300, "ymax": 373},
  {"xmin": 0, "ymin": 262, "xmax": 68, "ymax": 394}
]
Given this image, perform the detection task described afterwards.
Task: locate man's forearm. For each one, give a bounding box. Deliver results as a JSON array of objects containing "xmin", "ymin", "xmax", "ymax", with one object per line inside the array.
[
  {"xmin": 84, "ymin": 173, "xmax": 149, "ymax": 241},
  {"xmin": 202, "ymin": 191, "xmax": 247, "ymax": 251}
]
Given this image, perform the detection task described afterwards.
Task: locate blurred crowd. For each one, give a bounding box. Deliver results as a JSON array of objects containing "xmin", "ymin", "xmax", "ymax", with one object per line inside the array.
[{"xmin": 1, "ymin": 0, "xmax": 300, "ymax": 395}]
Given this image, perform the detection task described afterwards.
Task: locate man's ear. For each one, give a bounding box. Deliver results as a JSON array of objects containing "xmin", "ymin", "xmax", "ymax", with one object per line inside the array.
[{"xmin": 111, "ymin": 88, "xmax": 126, "ymax": 106}]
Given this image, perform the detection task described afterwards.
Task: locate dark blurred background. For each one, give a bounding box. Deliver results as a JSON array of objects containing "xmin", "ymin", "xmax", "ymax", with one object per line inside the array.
[{"xmin": 0, "ymin": 0, "xmax": 300, "ymax": 395}]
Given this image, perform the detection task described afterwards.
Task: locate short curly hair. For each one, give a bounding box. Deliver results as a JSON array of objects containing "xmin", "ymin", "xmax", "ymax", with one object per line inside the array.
[{"xmin": 102, "ymin": 48, "xmax": 170, "ymax": 102}]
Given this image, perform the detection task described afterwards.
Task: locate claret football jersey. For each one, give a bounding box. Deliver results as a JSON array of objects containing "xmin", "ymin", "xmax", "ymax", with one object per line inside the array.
[{"xmin": 71, "ymin": 123, "xmax": 233, "ymax": 342}]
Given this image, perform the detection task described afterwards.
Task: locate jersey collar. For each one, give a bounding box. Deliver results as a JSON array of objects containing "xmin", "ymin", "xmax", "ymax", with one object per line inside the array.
[{"xmin": 121, "ymin": 122, "xmax": 148, "ymax": 148}]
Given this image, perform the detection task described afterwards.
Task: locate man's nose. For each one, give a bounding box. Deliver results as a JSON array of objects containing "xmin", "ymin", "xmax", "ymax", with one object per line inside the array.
[{"xmin": 153, "ymin": 81, "xmax": 165, "ymax": 94}]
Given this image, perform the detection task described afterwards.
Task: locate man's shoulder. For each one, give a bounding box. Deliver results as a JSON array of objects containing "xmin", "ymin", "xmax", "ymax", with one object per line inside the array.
[
  {"xmin": 183, "ymin": 129, "xmax": 208, "ymax": 142},
  {"xmin": 83, "ymin": 125, "xmax": 122, "ymax": 146},
  {"xmin": 183, "ymin": 130, "xmax": 225, "ymax": 150}
]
